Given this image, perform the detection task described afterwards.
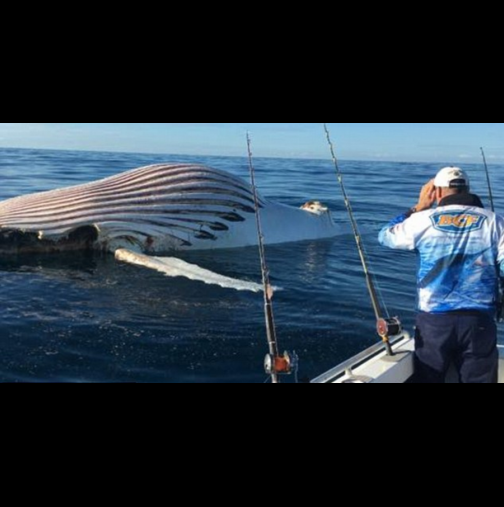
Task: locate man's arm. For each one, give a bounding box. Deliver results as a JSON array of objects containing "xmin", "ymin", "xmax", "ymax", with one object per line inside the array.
[
  {"xmin": 379, "ymin": 211, "xmax": 417, "ymax": 250},
  {"xmin": 379, "ymin": 180, "xmax": 437, "ymax": 251},
  {"xmin": 497, "ymin": 267, "xmax": 504, "ymax": 322},
  {"xmin": 497, "ymin": 220, "xmax": 504, "ymax": 321},
  {"xmin": 497, "ymin": 218, "xmax": 504, "ymax": 279}
]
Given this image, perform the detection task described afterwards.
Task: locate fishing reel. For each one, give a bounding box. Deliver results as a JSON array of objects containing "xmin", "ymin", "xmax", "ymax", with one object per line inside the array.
[
  {"xmin": 264, "ymin": 351, "xmax": 299, "ymax": 376},
  {"xmin": 376, "ymin": 317, "xmax": 403, "ymax": 338}
]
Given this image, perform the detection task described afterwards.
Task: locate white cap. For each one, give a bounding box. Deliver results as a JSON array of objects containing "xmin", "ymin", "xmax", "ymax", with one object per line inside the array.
[{"xmin": 434, "ymin": 167, "xmax": 470, "ymax": 189}]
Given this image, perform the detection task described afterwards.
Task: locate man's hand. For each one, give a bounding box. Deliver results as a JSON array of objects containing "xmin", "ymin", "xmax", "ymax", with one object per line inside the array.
[{"xmin": 415, "ymin": 180, "xmax": 437, "ymax": 212}]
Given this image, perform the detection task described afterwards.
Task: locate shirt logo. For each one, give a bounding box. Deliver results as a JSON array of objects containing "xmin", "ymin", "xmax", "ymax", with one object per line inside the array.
[{"xmin": 431, "ymin": 212, "xmax": 486, "ymax": 233}]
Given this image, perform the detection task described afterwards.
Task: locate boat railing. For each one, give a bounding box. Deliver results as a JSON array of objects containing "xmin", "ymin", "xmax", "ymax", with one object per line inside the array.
[{"xmin": 311, "ymin": 332, "xmax": 412, "ymax": 384}]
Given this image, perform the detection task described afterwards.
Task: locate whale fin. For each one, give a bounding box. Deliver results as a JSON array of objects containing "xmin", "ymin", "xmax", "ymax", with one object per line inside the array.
[{"xmin": 115, "ymin": 248, "xmax": 263, "ymax": 292}]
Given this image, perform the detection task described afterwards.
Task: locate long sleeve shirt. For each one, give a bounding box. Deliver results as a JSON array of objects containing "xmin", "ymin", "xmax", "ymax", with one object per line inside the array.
[{"xmin": 379, "ymin": 194, "xmax": 504, "ymax": 314}]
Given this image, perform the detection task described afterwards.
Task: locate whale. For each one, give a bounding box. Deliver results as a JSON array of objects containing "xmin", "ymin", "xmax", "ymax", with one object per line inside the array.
[{"xmin": 0, "ymin": 163, "xmax": 338, "ymax": 291}]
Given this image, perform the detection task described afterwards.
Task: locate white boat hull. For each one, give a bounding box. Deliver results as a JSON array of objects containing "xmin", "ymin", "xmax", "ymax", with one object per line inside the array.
[{"xmin": 312, "ymin": 336, "xmax": 504, "ymax": 384}]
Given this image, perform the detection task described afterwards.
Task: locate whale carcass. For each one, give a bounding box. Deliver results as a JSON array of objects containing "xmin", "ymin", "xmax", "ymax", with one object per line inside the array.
[{"xmin": 0, "ymin": 164, "xmax": 338, "ymax": 290}]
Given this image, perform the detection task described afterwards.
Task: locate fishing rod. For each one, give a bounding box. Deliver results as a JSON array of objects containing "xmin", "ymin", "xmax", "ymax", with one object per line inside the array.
[
  {"xmin": 482, "ymin": 147, "xmax": 504, "ymax": 321},
  {"xmin": 481, "ymin": 147, "xmax": 495, "ymax": 212},
  {"xmin": 246, "ymin": 133, "xmax": 296, "ymax": 382},
  {"xmin": 323, "ymin": 124, "xmax": 400, "ymax": 355}
]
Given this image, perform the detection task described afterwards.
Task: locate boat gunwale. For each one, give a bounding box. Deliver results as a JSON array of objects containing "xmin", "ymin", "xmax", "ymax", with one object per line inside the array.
[{"xmin": 311, "ymin": 333, "xmax": 412, "ymax": 383}]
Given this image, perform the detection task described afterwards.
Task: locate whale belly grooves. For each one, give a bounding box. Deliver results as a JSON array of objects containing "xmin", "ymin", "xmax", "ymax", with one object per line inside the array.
[
  {"xmin": 0, "ymin": 163, "xmax": 339, "ymax": 290},
  {"xmin": 0, "ymin": 164, "xmax": 261, "ymax": 254}
]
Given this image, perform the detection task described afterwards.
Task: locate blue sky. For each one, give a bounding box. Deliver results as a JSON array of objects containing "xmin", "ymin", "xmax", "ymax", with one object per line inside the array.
[{"xmin": 0, "ymin": 123, "xmax": 502, "ymax": 162}]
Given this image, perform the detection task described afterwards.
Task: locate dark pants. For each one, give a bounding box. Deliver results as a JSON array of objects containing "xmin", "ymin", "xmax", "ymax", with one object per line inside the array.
[{"xmin": 414, "ymin": 312, "xmax": 499, "ymax": 384}]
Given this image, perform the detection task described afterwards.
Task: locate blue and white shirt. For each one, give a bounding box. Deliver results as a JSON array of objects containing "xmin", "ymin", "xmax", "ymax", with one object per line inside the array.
[{"xmin": 379, "ymin": 196, "xmax": 504, "ymax": 314}]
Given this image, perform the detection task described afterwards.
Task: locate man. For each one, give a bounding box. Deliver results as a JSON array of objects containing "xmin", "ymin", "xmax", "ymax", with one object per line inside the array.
[{"xmin": 379, "ymin": 167, "xmax": 504, "ymax": 383}]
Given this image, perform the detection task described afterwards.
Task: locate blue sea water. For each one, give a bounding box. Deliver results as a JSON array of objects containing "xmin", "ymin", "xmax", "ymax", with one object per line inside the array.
[{"xmin": 0, "ymin": 148, "xmax": 502, "ymax": 382}]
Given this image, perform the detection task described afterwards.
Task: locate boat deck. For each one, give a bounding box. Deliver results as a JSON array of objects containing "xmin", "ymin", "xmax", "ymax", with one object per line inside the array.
[{"xmin": 312, "ymin": 337, "xmax": 504, "ymax": 384}]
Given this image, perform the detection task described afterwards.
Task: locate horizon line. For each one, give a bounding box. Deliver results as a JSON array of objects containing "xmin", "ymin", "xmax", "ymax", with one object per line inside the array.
[{"xmin": 0, "ymin": 144, "xmax": 495, "ymax": 167}]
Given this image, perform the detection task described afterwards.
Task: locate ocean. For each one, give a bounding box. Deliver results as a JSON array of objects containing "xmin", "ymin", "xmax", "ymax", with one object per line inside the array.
[{"xmin": 0, "ymin": 148, "xmax": 502, "ymax": 382}]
